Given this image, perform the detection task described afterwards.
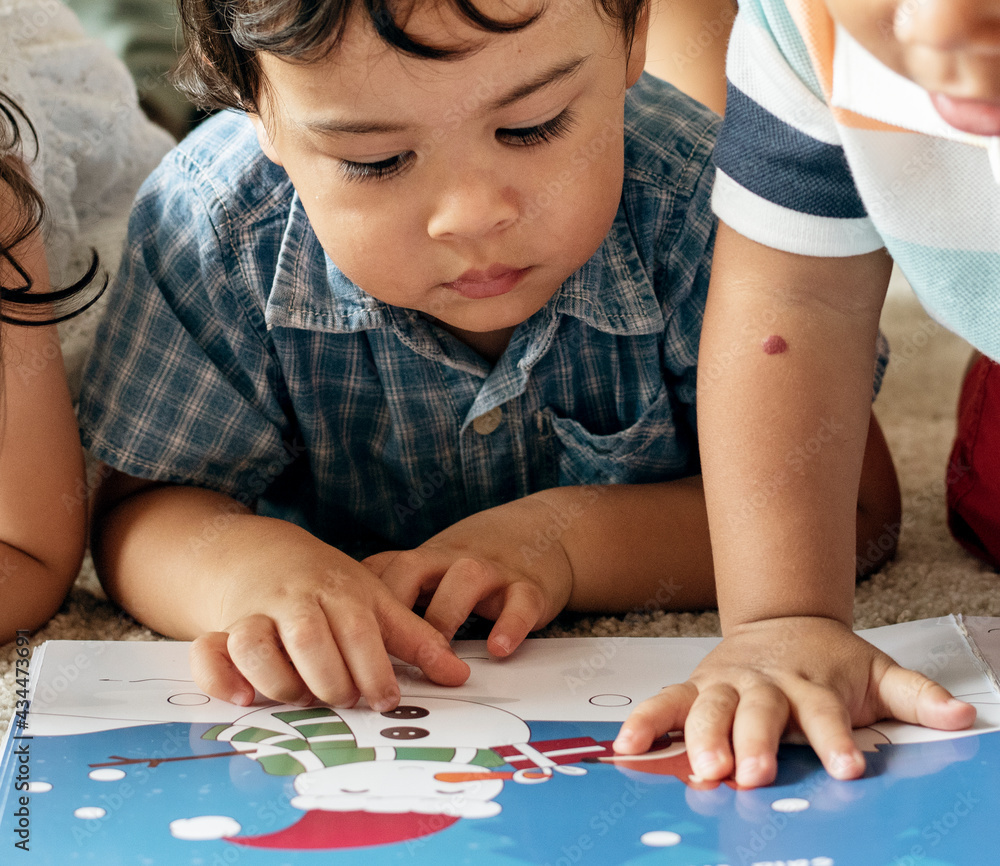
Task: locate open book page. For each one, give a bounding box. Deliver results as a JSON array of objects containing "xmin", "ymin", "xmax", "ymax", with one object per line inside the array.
[{"xmin": 1, "ymin": 615, "xmax": 998, "ymax": 864}]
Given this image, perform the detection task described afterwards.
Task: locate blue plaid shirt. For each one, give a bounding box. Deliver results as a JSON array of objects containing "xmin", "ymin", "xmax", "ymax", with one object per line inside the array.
[{"xmin": 78, "ymin": 74, "xmax": 719, "ymax": 557}]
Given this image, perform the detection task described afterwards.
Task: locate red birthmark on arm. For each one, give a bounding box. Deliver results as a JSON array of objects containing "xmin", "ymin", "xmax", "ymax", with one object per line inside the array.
[{"xmin": 761, "ymin": 335, "xmax": 788, "ymax": 355}]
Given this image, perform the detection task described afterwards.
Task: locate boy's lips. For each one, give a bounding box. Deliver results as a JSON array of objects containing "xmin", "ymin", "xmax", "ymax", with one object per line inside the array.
[
  {"xmin": 930, "ymin": 92, "xmax": 1000, "ymax": 137},
  {"xmin": 444, "ymin": 265, "xmax": 531, "ymax": 299}
]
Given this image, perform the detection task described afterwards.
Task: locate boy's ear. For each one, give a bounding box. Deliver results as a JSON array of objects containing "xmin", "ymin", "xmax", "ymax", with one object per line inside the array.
[
  {"xmin": 625, "ymin": 3, "xmax": 650, "ymax": 88},
  {"xmin": 250, "ymin": 114, "xmax": 283, "ymax": 166}
]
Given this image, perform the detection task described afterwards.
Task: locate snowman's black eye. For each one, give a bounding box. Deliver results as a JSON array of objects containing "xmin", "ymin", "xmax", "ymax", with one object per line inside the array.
[
  {"xmin": 380, "ymin": 705, "xmax": 430, "ymax": 720},
  {"xmin": 380, "ymin": 726, "xmax": 430, "ymax": 740}
]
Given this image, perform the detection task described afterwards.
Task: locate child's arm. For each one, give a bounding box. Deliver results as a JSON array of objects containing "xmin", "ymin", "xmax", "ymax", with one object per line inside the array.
[
  {"xmin": 366, "ymin": 477, "xmax": 717, "ymax": 656},
  {"xmin": 0, "ymin": 197, "xmax": 86, "ymax": 642},
  {"xmin": 613, "ymin": 224, "xmax": 975, "ymax": 786},
  {"xmin": 91, "ymin": 468, "xmax": 470, "ymax": 708},
  {"xmin": 368, "ymin": 400, "xmax": 897, "ymax": 659},
  {"xmin": 643, "ymin": 0, "xmax": 736, "ymax": 114}
]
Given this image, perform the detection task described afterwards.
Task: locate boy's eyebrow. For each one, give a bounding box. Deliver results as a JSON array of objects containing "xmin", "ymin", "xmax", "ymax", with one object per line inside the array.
[
  {"xmin": 487, "ymin": 55, "xmax": 589, "ymax": 111},
  {"xmin": 302, "ymin": 56, "xmax": 589, "ymax": 136}
]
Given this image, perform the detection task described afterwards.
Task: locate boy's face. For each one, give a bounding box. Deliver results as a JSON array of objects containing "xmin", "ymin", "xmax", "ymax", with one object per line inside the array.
[
  {"xmin": 824, "ymin": 0, "xmax": 1000, "ymax": 135},
  {"xmin": 252, "ymin": 0, "xmax": 646, "ymax": 347}
]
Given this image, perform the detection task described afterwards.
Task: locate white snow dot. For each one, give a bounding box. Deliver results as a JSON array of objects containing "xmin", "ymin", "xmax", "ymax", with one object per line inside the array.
[
  {"xmin": 170, "ymin": 815, "xmax": 242, "ymax": 841},
  {"xmin": 640, "ymin": 830, "xmax": 682, "ymax": 847},
  {"xmin": 771, "ymin": 797, "xmax": 810, "ymax": 813},
  {"xmin": 26, "ymin": 782, "xmax": 51, "ymax": 793},
  {"xmin": 74, "ymin": 806, "xmax": 107, "ymax": 820},
  {"xmin": 89, "ymin": 768, "xmax": 126, "ymax": 782}
]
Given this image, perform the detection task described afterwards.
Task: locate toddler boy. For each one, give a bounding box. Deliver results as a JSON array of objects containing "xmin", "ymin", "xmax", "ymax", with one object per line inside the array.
[{"xmin": 79, "ymin": 0, "xmax": 897, "ymax": 718}]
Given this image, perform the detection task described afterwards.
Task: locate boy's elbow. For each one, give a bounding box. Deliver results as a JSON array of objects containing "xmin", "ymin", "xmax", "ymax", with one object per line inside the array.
[{"xmin": 0, "ymin": 544, "xmax": 82, "ymax": 644}]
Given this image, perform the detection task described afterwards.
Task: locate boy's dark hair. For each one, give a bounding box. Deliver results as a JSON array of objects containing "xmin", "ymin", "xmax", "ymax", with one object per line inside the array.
[
  {"xmin": 0, "ymin": 91, "xmax": 106, "ymax": 326},
  {"xmin": 175, "ymin": 0, "xmax": 648, "ymax": 112}
]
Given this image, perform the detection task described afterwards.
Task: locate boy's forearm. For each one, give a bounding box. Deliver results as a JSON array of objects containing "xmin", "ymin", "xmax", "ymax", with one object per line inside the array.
[
  {"xmin": 699, "ymin": 225, "xmax": 894, "ymax": 631},
  {"xmin": 533, "ymin": 479, "xmax": 715, "ymax": 612},
  {"xmin": 93, "ymin": 482, "xmax": 319, "ymax": 638}
]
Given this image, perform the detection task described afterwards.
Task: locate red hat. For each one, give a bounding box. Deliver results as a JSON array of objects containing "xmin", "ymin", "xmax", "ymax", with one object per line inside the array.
[{"xmin": 229, "ymin": 809, "xmax": 461, "ymax": 850}]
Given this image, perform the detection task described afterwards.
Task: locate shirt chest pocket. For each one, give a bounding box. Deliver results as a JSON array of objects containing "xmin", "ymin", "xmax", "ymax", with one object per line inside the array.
[{"xmin": 539, "ymin": 384, "xmax": 697, "ymax": 488}]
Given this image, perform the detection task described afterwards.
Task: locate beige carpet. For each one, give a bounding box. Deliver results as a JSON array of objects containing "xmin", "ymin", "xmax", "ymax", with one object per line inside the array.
[{"xmin": 2, "ymin": 268, "xmax": 997, "ymax": 734}]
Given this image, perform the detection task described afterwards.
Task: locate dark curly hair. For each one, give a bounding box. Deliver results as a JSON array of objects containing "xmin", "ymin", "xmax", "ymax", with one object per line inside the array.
[
  {"xmin": 174, "ymin": 0, "xmax": 649, "ymax": 112},
  {"xmin": 0, "ymin": 91, "xmax": 106, "ymax": 326}
]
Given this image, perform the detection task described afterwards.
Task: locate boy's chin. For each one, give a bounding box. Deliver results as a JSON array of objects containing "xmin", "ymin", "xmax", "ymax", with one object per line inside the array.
[{"xmin": 930, "ymin": 92, "xmax": 1000, "ymax": 137}]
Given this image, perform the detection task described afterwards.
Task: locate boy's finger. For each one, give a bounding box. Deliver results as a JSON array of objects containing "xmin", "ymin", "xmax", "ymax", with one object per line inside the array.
[
  {"xmin": 190, "ymin": 632, "xmax": 256, "ymax": 706},
  {"xmin": 876, "ymin": 665, "xmax": 977, "ymax": 731},
  {"xmin": 361, "ymin": 550, "xmax": 401, "ymax": 578},
  {"xmin": 377, "ymin": 549, "xmax": 446, "ymax": 609},
  {"xmin": 226, "ymin": 615, "xmax": 314, "ymax": 706},
  {"xmin": 280, "ymin": 609, "xmax": 362, "ymax": 709},
  {"xmin": 731, "ymin": 683, "xmax": 788, "ymax": 787},
  {"xmin": 613, "ymin": 682, "xmax": 699, "ymax": 755},
  {"xmin": 380, "ymin": 601, "xmax": 471, "ymax": 688},
  {"xmin": 487, "ymin": 582, "xmax": 548, "ymax": 657},
  {"xmin": 682, "ymin": 684, "xmax": 739, "ymax": 781},
  {"xmin": 787, "ymin": 682, "xmax": 865, "ymax": 781},
  {"xmin": 424, "ymin": 558, "xmax": 506, "ymax": 640},
  {"xmin": 320, "ymin": 604, "xmax": 399, "ymax": 712}
]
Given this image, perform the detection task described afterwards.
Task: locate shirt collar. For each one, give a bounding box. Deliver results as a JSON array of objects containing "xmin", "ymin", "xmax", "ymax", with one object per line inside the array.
[
  {"xmin": 264, "ymin": 194, "xmax": 664, "ymax": 338},
  {"xmin": 831, "ymin": 25, "xmax": 1000, "ymax": 179}
]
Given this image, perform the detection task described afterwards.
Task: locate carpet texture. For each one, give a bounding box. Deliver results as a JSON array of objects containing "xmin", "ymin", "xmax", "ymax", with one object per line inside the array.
[{"xmin": 2, "ymin": 269, "xmax": 997, "ymax": 734}]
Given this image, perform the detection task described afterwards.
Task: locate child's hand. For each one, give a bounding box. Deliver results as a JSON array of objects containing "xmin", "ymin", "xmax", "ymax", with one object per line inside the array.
[
  {"xmin": 613, "ymin": 616, "xmax": 976, "ymax": 788},
  {"xmin": 363, "ymin": 497, "xmax": 576, "ymax": 659},
  {"xmin": 189, "ymin": 550, "xmax": 470, "ymax": 710}
]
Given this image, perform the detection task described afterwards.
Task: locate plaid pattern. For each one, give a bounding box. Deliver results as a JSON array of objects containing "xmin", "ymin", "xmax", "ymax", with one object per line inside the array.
[{"xmin": 79, "ymin": 74, "xmax": 720, "ymax": 556}]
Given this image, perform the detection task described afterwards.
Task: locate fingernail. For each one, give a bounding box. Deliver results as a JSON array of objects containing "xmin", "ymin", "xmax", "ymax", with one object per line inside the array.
[
  {"xmin": 693, "ymin": 750, "xmax": 724, "ymax": 777},
  {"xmin": 492, "ymin": 635, "xmax": 512, "ymax": 655},
  {"xmin": 613, "ymin": 730, "xmax": 637, "ymax": 753},
  {"xmin": 830, "ymin": 750, "xmax": 863, "ymax": 778},
  {"xmin": 737, "ymin": 757, "xmax": 760, "ymax": 782},
  {"xmin": 371, "ymin": 691, "xmax": 400, "ymax": 714},
  {"xmin": 230, "ymin": 688, "xmax": 254, "ymax": 706},
  {"xmin": 293, "ymin": 693, "xmax": 315, "ymax": 708}
]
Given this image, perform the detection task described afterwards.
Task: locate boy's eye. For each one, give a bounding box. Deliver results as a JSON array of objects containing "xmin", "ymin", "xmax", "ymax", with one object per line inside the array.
[
  {"xmin": 339, "ymin": 151, "xmax": 415, "ymax": 182},
  {"xmin": 498, "ymin": 108, "xmax": 577, "ymax": 147}
]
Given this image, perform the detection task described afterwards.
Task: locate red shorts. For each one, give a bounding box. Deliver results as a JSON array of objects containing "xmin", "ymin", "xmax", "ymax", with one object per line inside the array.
[{"xmin": 947, "ymin": 353, "xmax": 1000, "ymax": 569}]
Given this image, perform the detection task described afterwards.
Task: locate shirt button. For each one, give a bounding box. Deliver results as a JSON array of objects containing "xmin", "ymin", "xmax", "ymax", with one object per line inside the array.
[{"xmin": 473, "ymin": 407, "xmax": 503, "ymax": 435}]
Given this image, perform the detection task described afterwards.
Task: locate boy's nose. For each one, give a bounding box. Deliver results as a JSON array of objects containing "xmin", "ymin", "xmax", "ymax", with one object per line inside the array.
[
  {"xmin": 427, "ymin": 169, "xmax": 518, "ymax": 240},
  {"xmin": 895, "ymin": 0, "xmax": 1000, "ymax": 51}
]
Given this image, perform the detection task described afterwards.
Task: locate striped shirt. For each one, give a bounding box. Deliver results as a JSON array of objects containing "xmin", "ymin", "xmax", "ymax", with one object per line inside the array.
[
  {"xmin": 713, "ymin": 0, "xmax": 1000, "ymax": 360},
  {"xmin": 77, "ymin": 74, "xmax": 720, "ymax": 557}
]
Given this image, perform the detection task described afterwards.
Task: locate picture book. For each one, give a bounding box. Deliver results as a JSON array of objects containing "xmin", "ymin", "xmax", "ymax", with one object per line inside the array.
[{"xmin": 3, "ymin": 614, "xmax": 1000, "ymax": 864}]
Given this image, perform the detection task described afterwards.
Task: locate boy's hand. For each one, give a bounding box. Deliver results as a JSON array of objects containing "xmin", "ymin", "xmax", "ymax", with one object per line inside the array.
[
  {"xmin": 189, "ymin": 551, "xmax": 470, "ymax": 710},
  {"xmin": 613, "ymin": 617, "xmax": 976, "ymax": 788},
  {"xmin": 364, "ymin": 497, "xmax": 576, "ymax": 659}
]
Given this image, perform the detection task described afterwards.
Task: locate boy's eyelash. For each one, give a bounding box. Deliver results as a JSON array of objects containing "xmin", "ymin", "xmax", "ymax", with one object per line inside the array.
[
  {"xmin": 339, "ymin": 151, "xmax": 415, "ymax": 183},
  {"xmin": 498, "ymin": 108, "xmax": 577, "ymax": 146},
  {"xmin": 337, "ymin": 108, "xmax": 576, "ymax": 183}
]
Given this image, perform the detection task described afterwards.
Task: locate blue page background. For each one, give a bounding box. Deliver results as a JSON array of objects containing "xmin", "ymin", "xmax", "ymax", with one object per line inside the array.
[{"xmin": 6, "ymin": 718, "xmax": 999, "ymax": 865}]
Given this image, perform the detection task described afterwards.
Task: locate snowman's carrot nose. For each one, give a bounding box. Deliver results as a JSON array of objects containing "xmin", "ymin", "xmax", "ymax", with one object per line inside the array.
[
  {"xmin": 434, "ymin": 771, "xmax": 513, "ymax": 783},
  {"xmin": 434, "ymin": 770, "xmax": 553, "ymax": 783}
]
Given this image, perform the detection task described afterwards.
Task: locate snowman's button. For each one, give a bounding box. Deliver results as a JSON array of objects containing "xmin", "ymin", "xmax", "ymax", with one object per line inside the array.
[
  {"xmin": 380, "ymin": 705, "xmax": 430, "ymax": 720},
  {"xmin": 380, "ymin": 726, "xmax": 430, "ymax": 740}
]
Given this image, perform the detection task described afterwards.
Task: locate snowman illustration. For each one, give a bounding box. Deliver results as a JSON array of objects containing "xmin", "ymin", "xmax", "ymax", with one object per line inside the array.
[{"xmin": 172, "ymin": 696, "xmax": 617, "ymax": 850}]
